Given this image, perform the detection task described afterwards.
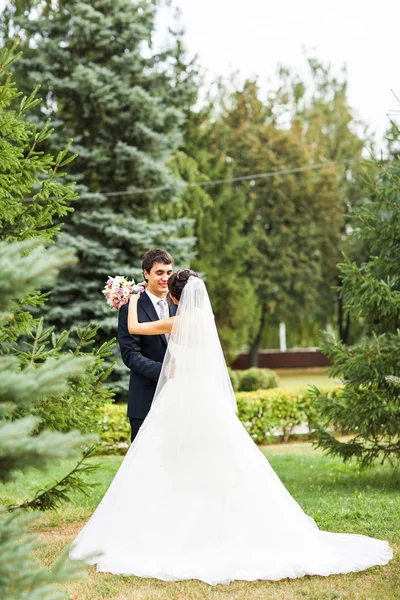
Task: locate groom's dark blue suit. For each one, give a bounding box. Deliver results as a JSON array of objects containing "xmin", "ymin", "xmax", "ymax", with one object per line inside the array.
[{"xmin": 118, "ymin": 291, "xmax": 177, "ymax": 440}]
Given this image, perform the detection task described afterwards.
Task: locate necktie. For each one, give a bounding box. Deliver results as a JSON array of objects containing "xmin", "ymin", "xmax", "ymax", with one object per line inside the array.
[{"xmin": 158, "ymin": 299, "xmax": 170, "ymax": 342}]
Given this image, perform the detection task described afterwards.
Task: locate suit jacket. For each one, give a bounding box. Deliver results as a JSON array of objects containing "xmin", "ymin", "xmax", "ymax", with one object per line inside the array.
[{"xmin": 118, "ymin": 291, "xmax": 177, "ymax": 419}]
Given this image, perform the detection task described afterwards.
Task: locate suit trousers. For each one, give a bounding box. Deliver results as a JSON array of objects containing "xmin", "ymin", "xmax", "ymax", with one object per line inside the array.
[{"xmin": 129, "ymin": 417, "xmax": 145, "ymax": 443}]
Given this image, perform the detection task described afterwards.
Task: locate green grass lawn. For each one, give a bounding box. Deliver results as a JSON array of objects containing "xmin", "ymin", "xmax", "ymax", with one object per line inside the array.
[
  {"xmin": 276, "ymin": 367, "xmax": 341, "ymax": 390},
  {"xmin": 2, "ymin": 442, "xmax": 398, "ymax": 600}
]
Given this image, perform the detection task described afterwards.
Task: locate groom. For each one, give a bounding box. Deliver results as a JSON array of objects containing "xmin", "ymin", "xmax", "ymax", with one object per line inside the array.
[{"xmin": 118, "ymin": 248, "xmax": 177, "ymax": 442}]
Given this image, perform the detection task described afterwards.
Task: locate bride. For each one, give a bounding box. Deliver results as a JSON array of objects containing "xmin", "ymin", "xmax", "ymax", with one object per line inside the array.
[{"xmin": 69, "ymin": 270, "xmax": 392, "ymax": 585}]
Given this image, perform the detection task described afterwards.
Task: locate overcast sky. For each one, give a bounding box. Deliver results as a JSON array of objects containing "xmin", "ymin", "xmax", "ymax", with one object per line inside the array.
[
  {"xmin": 156, "ymin": 0, "xmax": 399, "ymax": 149},
  {"xmin": 1, "ymin": 0, "xmax": 398, "ymax": 149}
]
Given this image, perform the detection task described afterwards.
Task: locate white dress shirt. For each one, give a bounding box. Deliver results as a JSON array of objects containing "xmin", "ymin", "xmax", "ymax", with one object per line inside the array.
[
  {"xmin": 145, "ymin": 290, "xmax": 168, "ymax": 320},
  {"xmin": 145, "ymin": 290, "xmax": 171, "ymax": 342}
]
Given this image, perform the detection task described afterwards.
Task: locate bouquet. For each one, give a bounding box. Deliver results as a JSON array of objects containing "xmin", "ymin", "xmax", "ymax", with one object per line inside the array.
[{"xmin": 102, "ymin": 276, "xmax": 144, "ymax": 310}]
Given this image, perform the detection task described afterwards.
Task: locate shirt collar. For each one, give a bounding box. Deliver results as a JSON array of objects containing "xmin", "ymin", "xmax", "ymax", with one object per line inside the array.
[{"xmin": 145, "ymin": 289, "xmax": 167, "ymax": 309}]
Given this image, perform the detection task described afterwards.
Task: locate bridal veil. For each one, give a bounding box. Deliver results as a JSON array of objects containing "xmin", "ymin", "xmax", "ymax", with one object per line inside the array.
[{"xmin": 153, "ymin": 275, "xmax": 237, "ymax": 414}]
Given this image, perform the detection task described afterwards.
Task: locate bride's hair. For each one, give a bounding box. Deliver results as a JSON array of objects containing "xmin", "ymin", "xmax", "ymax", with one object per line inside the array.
[{"xmin": 168, "ymin": 269, "xmax": 199, "ymax": 300}]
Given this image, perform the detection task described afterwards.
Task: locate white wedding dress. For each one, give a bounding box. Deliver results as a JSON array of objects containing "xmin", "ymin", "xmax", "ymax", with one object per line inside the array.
[{"xmin": 69, "ymin": 277, "xmax": 392, "ymax": 585}]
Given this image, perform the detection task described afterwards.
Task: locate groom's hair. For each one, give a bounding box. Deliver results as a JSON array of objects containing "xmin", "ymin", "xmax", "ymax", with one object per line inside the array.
[{"xmin": 142, "ymin": 248, "xmax": 174, "ymax": 274}]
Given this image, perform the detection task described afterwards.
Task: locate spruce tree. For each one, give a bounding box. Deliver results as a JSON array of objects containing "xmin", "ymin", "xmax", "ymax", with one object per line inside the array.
[
  {"xmin": 0, "ymin": 38, "xmax": 115, "ymax": 437},
  {"xmin": 0, "ymin": 39, "xmax": 109, "ymax": 600},
  {"xmin": 311, "ymin": 160, "xmax": 400, "ymax": 467},
  {"xmin": 1, "ymin": 35, "xmax": 117, "ymax": 498},
  {"xmin": 0, "ymin": 0, "xmax": 197, "ymax": 392},
  {"xmin": 0, "ymin": 238, "xmax": 99, "ymax": 599}
]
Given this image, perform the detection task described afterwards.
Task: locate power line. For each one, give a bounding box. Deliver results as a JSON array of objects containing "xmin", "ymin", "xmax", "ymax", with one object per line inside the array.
[
  {"xmin": 21, "ymin": 158, "xmax": 354, "ymax": 202},
  {"xmin": 80, "ymin": 159, "xmax": 353, "ymax": 198}
]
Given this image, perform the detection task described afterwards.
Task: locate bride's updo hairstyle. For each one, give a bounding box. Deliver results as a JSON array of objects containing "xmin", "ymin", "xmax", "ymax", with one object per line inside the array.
[{"xmin": 168, "ymin": 269, "xmax": 199, "ymax": 301}]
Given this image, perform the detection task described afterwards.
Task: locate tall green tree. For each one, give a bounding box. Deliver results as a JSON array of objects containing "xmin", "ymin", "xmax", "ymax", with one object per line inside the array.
[
  {"xmin": 168, "ymin": 60, "xmax": 367, "ymax": 361},
  {"xmin": 213, "ymin": 78, "xmax": 346, "ymax": 364},
  {"xmin": 0, "ymin": 239, "xmax": 98, "ymax": 599},
  {"xmin": 167, "ymin": 100, "xmax": 259, "ymax": 360},
  {"xmin": 310, "ymin": 158, "xmax": 400, "ymax": 467},
  {"xmin": 0, "ymin": 36, "xmax": 115, "ymax": 442},
  {"xmin": 0, "ymin": 0, "xmax": 198, "ymax": 392},
  {"xmin": 0, "ymin": 35, "xmax": 117, "ymax": 504},
  {"xmin": 268, "ymin": 59, "xmax": 373, "ymax": 344},
  {"xmin": 0, "ymin": 41, "xmax": 98, "ymax": 599},
  {"xmin": 214, "ymin": 58, "xmax": 372, "ymax": 362},
  {"xmin": 194, "ymin": 166, "xmax": 259, "ymax": 361}
]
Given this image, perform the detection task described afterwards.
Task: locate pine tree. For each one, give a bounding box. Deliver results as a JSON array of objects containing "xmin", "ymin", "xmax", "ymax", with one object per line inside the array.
[
  {"xmin": 1, "ymin": 34, "xmax": 117, "ymax": 496},
  {"xmin": 310, "ymin": 159, "xmax": 400, "ymax": 467},
  {"xmin": 0, "ymin": 238, "xmax": 100, "ymax": 599},
  {"xmin": 0, "ymin": 38, "xmax": 110, "ymax": 600},
  {"xmin": 0, "ymin": 0, "xmax": 198, "ymax": 393},
  {"xmin": 0, "ymin": 38, "xmax": 116, "ymax": 437}
]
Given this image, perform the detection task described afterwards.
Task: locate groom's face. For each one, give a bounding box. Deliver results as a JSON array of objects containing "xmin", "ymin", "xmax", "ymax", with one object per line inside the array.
[{"xmin": 144, "ymin": 262, "xmax": 173, "ymax": 297}]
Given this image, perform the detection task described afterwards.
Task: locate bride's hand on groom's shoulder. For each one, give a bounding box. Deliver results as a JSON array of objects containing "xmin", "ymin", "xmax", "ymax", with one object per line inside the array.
[{"xmin": 130, "ymin": 282, "xmax": 147, "ymax": 302}]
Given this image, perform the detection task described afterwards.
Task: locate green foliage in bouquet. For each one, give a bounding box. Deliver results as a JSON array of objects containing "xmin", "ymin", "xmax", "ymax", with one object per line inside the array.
[{"xmin": 310, "ymin": 159, "xmax": 400, "ymax": 467}]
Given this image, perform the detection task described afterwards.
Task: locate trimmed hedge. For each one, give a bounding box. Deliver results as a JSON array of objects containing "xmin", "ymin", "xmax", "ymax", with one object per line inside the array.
[
  {"xmin": 97, "ymin": 386, "xmax": 341, "ymax": 453},
  {"xmin": 237, "ymin": 386, "xmax": 341, "ymax": 444},
  {"xmin": 237, "ymin": 388, "xmax": 309, "ymax": 444}
]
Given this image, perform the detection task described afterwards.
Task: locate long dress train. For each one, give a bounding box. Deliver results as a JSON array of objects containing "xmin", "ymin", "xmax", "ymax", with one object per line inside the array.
[{"xmin": 69, "ymin": 279, "xmax": 392, "ymax": 585}]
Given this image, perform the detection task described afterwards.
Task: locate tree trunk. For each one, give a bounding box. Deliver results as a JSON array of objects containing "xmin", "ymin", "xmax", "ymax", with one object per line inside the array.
[
  {"xmin": 338, "ymin": 295, "xmax": 351, "ymax": 343},
  {"xmin": 248, "ymin": 333, "xmax": 261, "ymax": 367},
  {"xmin": 248, "ymin": 305, "xmax": 267, "ymax": 367}
]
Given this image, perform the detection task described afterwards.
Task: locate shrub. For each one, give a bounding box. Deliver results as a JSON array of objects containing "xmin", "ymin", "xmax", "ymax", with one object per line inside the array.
[
  {"xmin": 227, "ymin": 367, "xmax": 240, "ymax": 391},
  {"xmin": 97, "ymin": 386, "xmax": 342, "ymax": 453},
  {"xmin": 238, "ymin": 367, "xmax": 279, "ymax": 392},
  {"xmin": 97, "ymin": 403, "xmax": 131, "ymax": 455},
  {"xmin": 237, "ymin": 387, "xmax": 341, "ymax": 444}
]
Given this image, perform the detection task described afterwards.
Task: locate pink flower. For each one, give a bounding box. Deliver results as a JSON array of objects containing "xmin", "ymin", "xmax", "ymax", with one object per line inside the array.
[{"xmin": 103, "ymin": 275, "xmax": 137, "ymax": 310}]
